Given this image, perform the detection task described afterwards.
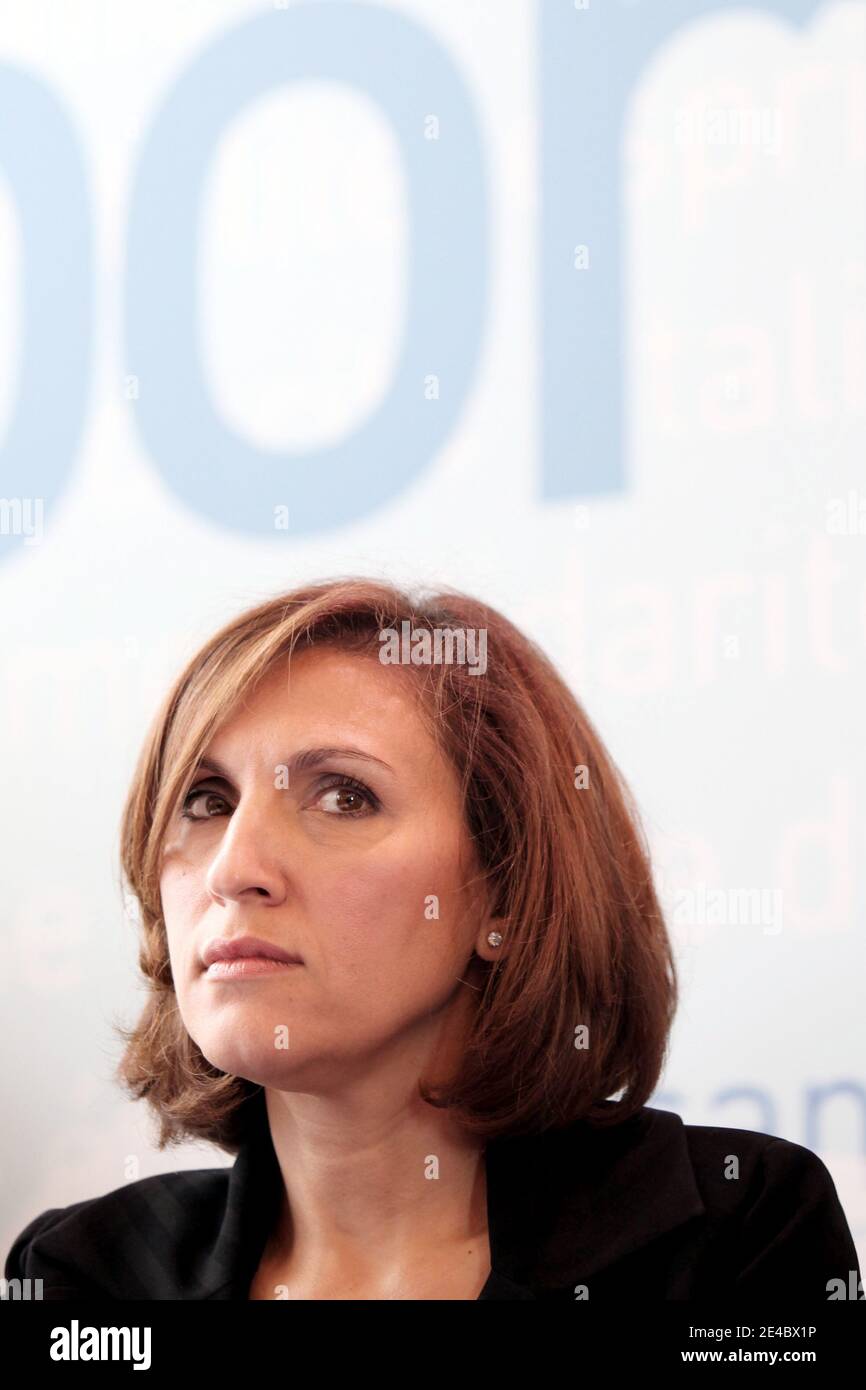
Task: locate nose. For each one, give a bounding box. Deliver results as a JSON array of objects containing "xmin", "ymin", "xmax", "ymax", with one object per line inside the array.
[{"xmin": 204, "ymin": 795, "xmax": 289, "ymax": 907}]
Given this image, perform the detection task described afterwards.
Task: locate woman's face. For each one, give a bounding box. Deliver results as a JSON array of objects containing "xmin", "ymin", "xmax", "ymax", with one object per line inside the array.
[{"xmin": 160, "ymin": 645, "xmax": 494, "ymax": 1094}]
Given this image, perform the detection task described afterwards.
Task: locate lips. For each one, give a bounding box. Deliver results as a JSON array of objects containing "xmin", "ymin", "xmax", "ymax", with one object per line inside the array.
[{"xmin": 201, "ymin": 935, "xmax": 304, "ymax": 969}]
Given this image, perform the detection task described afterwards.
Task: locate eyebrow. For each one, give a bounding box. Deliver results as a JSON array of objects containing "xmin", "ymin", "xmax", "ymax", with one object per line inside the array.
[{"xmin": 192, "ymin": 745, "xmax": 395, "ymax": 783}]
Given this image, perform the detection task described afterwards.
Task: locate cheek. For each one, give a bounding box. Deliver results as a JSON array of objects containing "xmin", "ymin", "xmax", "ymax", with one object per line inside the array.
[
  {"xmin": 160, "ymin": 862, "xmax": 209, "ymax": 966},
  {"xmin": 315, "ymin": 834, "xmax": 471, "ymax": 976}
]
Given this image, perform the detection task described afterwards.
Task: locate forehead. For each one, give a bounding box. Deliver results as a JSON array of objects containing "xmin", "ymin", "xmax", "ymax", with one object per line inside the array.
[{"xmin": 207, "ymin": 644, "xmax": 446, "ymax": 775}]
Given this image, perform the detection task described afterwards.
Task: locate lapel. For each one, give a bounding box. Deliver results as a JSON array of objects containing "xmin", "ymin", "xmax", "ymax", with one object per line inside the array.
[
  {"xmin": 201, "ymin": 1113, "xmax": 284, "ymax": 1299},
  {"xmin": 483, "ymin": 1103, "xmax": 706, "ymax": 1294},
  {"xmin": 202, "ymin": 1102, "xmax": 705, "ymax": 1299}
]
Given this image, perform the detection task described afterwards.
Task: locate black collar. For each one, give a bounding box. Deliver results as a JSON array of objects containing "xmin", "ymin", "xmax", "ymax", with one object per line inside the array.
[{"xmin": 201, "ymin": 1103, "xmax": 705, "ymax": 1299}]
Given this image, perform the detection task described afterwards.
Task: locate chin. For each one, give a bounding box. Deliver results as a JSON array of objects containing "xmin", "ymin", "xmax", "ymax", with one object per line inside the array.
[{"xmin": 191, "ymin": 1023, "xmax": 332, "ymax": 1092}]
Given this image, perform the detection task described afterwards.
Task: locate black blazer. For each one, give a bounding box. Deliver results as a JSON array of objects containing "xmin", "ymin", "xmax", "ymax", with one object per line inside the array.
[{"xmin": 4, "ymin": 1104, "xmax": 861, "ymax": 1300}]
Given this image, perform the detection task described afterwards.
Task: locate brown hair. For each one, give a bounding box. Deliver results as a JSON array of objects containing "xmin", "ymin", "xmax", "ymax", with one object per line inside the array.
[{"xmin": 114, "ymin": 576, "xmax": 677, "ymax": 1155}]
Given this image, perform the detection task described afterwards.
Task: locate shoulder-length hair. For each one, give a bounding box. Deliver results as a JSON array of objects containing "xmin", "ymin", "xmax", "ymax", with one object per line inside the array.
[{"xmin": 115, "ymin": 576, "xmax": 677, "ymax": 1155}]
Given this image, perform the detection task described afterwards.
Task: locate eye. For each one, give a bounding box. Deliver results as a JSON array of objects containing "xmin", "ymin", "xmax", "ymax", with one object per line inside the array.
[
  {"xmin": 315, "ymin": 774, "xmax": 379, "ymax": 818},
  {"xmin": 181, "ymin": 785, "xmax": 232, "ymax": 821},
  {"xmin": 178, "ymin": 774, "xmax": 379, "ymax": 823}
]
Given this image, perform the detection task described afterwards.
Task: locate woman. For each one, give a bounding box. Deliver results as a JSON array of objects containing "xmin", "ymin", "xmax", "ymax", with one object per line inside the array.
[{"xmin": 4, "ymin": 577, "xmax": 861, "ymax": 1300}]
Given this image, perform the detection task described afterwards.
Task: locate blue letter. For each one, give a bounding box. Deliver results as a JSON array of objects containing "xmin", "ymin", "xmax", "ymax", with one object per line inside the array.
[
  {"xmin": 541, "ymin": 0, "xmax": 826, "ymax": 501},
  {"xmin": 0, "ymin": 70, "xmax": 91, "ymax": 567},
  {"xmin": 126, "ymin": 2, "xmax": 487, "ymax": 536}
]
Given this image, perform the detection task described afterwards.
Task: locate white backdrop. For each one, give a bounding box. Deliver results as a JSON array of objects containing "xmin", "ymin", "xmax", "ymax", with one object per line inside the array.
[{"xmin": 1, "ymin": 0, "xmax": 864, "ymax": 1276}]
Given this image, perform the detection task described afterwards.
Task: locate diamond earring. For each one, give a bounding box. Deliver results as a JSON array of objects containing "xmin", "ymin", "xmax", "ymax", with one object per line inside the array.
[{"xmin": 487, "ymin": 931, "xmax": 503, "ymax": 948}]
